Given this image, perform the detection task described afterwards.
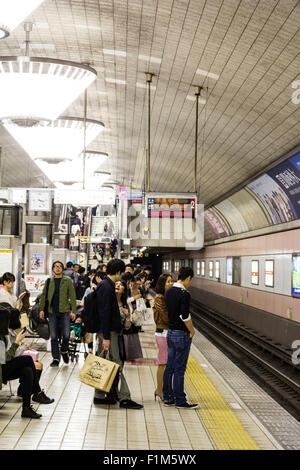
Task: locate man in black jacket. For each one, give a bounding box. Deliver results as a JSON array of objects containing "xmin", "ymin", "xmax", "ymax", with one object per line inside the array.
[
  {"xmin": 94, "ymin": 259, "xmax": 143, "ymax": 409},
  {"xmin": 163, "ymin": 267, "xmax": 198, "ymax": 409}
]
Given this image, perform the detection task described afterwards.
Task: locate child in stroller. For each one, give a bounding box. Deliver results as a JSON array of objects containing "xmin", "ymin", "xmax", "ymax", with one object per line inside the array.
[{"xmin": 68, "ymin": 306, "xmax": 93, "ymax": 362}]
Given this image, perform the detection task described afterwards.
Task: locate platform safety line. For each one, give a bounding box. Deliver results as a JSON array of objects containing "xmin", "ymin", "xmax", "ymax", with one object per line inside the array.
[{"xmin": 185, "ymin": 354, "xmax": 260, "ymax": 450}]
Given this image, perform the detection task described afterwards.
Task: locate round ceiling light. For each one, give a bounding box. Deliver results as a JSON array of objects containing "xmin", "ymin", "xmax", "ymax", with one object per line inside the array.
[
  {"xmin": 0, "ymin": 57, "xmax": 97, "ymax": 122},
  {"xmin": 0, "ymin": 27, "xmax": 9, "ymax": 40},
  {"xmin": 3, "ymin": 116, "xmax": 104, "ymax": 160},
  {"xmin": 0, "ymin": 1, "xmax": 45, "ymax": 39}
]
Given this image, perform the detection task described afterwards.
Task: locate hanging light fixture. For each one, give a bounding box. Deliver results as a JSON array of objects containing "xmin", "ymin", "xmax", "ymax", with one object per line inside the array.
[
  {"xmin": 88, "ymin": 171, "xmax": 111, "ymax": 189},
  {"xmin": 0, "ymin": 0, "xmax": 45, "ymax": 39},
  {"xmin": 3, "ymin": 116, "xmax": 105, "ymax": 160},
  {"xmin": 35, "ymin": 153, "xmax": 109, "ymax": 188},
  {"xmin": 0, "ymin": 23, "xmax": 97, "ymax": 123},
  {"xmin": 83, "ymin": 151, "xmax": 109, "ymax": 168}
]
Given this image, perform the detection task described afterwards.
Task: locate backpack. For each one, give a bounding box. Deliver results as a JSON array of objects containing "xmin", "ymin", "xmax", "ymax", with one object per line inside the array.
[{"xmin": 82, "ymin": 286, "xmax": 101, "ymax": 333}]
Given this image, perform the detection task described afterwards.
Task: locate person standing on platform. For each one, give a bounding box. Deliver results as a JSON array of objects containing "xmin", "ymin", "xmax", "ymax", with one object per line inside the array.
[
  {"xmin": 39, "ymin": 261, "xmax": 77, "ymax": 367},
  {"xmin": 163, "ymin": 267, "xmax": 198, "ymax": 409},
  {"xmin": 93, "ymin": 259, "xmax": 143, "ymax": 410},
  {"xmin": 153, "ymin": 273, "xmax": 173, "ymax": 401}
]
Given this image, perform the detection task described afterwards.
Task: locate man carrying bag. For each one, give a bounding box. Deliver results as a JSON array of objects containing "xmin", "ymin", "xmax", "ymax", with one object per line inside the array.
[{"xmin": 93, "ymin": 259, "xmax": 143, "ymax": 410}]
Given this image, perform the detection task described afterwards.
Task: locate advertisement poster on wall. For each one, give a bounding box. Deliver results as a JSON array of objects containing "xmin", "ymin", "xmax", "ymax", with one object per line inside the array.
[
  {"xmin": 292, "ymin": 254, "xmax": 300, "ymax": 297},
  {"xmin": 267, "ymin": 152, "xmax": 300, "ymax": 220},
  {"xmin": 31, "ymin": 254, "xmax": 45, "ymax": 273},
  {"xmin": 25, "ymin": 275, "xmax": 48, "ymax": 298},
  {"xmin": 247, "ymin": 174, "xmax": 297, "ymax": 224},
  {"xmin": 204, "ymin": 209, "xmax": 229, "ymax": 238},
  {"xmin": 226, "ymin": 258, "xmax": 233, "ymax": 284}
]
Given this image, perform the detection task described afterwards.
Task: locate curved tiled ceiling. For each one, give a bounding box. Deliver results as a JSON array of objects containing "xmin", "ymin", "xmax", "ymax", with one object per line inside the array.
[{"xmin": 0, "ymin": 0, "xmax": 299, "ymax": 200}]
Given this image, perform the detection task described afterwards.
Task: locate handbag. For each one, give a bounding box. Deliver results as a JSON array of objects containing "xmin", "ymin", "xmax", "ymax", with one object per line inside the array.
[
  {"xmin": 78, "ymin": 352, "xmax": 119, "ymax": 393},
  {"xmin": 21, "ymin": 348, "xmax": 39, "ymax": 361},
  {"xmin": 37, "ymin": 322, "xmax": 50, "ymax": 340},
  {"xmin": 123, "ymin": 333, "xmax": 143, "ymax": 361}
]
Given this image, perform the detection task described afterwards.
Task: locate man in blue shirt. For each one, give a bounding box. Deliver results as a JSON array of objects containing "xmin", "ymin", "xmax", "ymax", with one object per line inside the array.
[{"xmin": 163, "ymin": 266, "xmax": 198, "ymax": 409}]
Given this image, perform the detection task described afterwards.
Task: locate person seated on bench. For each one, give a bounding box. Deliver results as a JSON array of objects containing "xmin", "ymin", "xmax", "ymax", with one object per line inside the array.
[
  {"xmin": 0, "ymin": 306, "xmax": 54, "ymax": 419},
  {"xmin": 6, "ymin": 304, "xmax": 45, "ymax": 399}
]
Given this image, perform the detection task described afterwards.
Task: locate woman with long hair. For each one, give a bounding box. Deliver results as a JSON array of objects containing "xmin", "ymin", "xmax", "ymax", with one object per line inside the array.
[
  {"xmin": 0, "ymin": 273, "xmax": 26, "ymax": 310},
  {"xmin": 153, "ymin": 273, "xmax": 173, "ymax": 401},
  {"xmin": 0, "ymin": 305, "xmax": 54, "ymax": 419}
]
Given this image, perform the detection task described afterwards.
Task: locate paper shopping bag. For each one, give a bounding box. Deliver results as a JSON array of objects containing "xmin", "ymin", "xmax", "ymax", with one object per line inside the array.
[{"xmin": 78, "ymin": 353, "xmax": 119, "ymax": 392}]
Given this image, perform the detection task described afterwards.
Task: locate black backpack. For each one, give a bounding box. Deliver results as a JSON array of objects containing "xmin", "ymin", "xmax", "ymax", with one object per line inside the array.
[{"xmin": 82, "ymin": 286, "xmax": 101, "ymax": 333}]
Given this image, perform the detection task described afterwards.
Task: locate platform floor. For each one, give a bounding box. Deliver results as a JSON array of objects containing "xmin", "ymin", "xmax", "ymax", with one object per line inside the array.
[{"xmin": 0, "ymin": 325, "xmax": 299, "ymax": 451}]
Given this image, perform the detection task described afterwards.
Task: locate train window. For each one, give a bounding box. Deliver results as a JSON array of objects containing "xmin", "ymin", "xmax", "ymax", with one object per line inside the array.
[
  {"xmin": 201, "ymin": 260, "xmax": 205, "ymax": 276},
  {"xmin": 226, "ymin": 258, "xmax": 233, "ymax": 284},
  {"xmin": 265, "ymin": 260, "xmax": 274, "ymax": 288},
  {"xmin": 196, "ymin": 261, "xmax": 201, "ymax": 276},
  {"xmin": 215, "ymin": 260, "xmax": 220, "ymax": 279},
  {"xmin": 174, "ymin": 261, "xmax": 180, "ymax": 272},
  {"xmin": 292, "ymin": 254, "xmax": 300, "ymax": 297},
  {"xmin": 209, "ymin": 261, "xmax": 213, "ymax": 278},
  {"xmin": 188, "ymin": 259, "xmax": 194, "ymax": 269},
  {"xmin": 251, "ymin": 260, "xmax": 259, "ymax": 285}
]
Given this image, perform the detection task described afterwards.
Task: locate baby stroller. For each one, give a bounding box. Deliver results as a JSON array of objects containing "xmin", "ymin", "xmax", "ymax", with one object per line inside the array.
[{"xmin": 68, "ymin": 306, "xmax": 89, "ymax": 363}]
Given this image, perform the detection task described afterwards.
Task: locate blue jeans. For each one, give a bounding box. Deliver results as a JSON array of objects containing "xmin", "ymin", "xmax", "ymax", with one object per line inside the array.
[
  {"xmin": 48, "ymin": 312, "xmax": 70, "ymax": 360},
  {"xmin": 163, "ymin": 330, "xmax": 192, "ymax": 405}
]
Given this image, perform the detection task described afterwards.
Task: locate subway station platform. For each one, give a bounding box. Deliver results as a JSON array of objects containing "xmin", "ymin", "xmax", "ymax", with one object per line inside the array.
[{"xmin": 0, "ymin": 326, "xmax": 300, "ymax": 451}]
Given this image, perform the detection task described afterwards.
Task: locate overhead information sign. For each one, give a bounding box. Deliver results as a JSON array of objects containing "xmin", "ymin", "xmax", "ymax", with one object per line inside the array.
[
  {"xmin": 54, "ymin": 189, "xmax": 115, "ymax": 206},
  {"xmin": 146, "ymin": 193, "xmax": 196, "ymax": 218},
  {"xmin": 120, "ymin": 186, "xmax": 143, "ymax": 201}
]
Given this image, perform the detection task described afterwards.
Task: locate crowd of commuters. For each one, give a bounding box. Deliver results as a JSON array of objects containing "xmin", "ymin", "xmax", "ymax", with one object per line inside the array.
[{"xmin": 0, "ymin": 260, "xmax": 197, "ymax": 420}]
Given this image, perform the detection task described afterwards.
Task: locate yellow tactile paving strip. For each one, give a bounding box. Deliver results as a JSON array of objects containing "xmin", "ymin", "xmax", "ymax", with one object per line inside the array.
[{"xmin": 185, "ymin": 354, "xmax": 260, "ymax": 450}]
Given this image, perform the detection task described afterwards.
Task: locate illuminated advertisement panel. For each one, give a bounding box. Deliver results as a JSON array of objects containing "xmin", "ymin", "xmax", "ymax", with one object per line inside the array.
[
  {"xmin": 251, "ymin": 260, "xmax": 259, "ymax": 285},
  {"xmin": 265, "ymin": 260, "xmax": 274, "ymax": 287},
  {"xmin": 247, "ymin": 152, "xmax": 300, "ymax": 224},
  {"xmin": 209, "ymin": 261, "xmax": 213, "ymax": 278},
  {"xmin": 292, "ymin": 254, "xmax": 300, "ymax": 297},
  {"xmin": 267, "ymin": 152, "xmax": 300, "ymax": 219},
  {"xmin": 247, "ymin": 174, "xmax": 296, "ymax": 224},
  {"xmin": 226, "ymin": 258, "xmax": 233, "ymax": 284},
  {"xmin": 215, "ymin": 260, "xmax": 220, "ymax": 279}
]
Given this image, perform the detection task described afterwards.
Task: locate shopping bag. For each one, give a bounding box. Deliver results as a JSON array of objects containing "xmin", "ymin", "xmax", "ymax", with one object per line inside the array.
[
  {"xmin": 21, "ymin": 349, "xmax": 39, "ymax": 361},
  {"xmin": 136, "ymin": 297, "xmax": 147, "ymax": 315},
  {"xmin": 78, "ymin": 352, "xmax": 119, "ymax": 392},
  {"xmin": 131, "ymin": 309, "xmax": 144, "ymax": 327},
  {"xmin": 143, "ymin": 307, "xmax": 154, "ymax": 325}
]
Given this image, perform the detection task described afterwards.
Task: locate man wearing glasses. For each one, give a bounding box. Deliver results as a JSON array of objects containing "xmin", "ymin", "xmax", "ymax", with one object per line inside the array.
[{"xmin": 39, "ymin": 261, "xmax": 77, "ymax": 367}]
